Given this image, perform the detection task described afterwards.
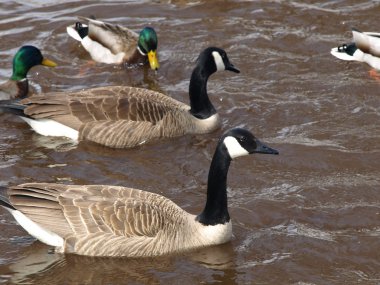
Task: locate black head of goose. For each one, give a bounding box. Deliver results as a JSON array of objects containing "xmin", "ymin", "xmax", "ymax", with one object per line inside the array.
[
  {"xmin": 0, "ymin": 128, "xmax": 278, "ymax": 257},
  {"xmin": 189, "ymin": 47, "xmax": 239, "ymax": 119}
]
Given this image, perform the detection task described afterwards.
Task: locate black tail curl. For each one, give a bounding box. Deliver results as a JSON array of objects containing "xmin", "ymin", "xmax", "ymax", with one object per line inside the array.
[{"xmin": 74, "ymin": 22, "xmax": 89, "ymax": 39}]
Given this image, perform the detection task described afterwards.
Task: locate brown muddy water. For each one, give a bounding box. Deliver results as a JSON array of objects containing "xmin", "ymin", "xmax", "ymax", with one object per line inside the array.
[{"xmin": 0, "ymin": 0, "xmax": 380, "ymax": 284}]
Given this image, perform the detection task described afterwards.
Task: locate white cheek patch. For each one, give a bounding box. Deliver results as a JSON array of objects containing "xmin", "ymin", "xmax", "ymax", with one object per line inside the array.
[
  {"xmin": 224, "ymin": 136, "xmax": 249, "ymax": 159},
  {"xmin": 212, "ymin": 51, "xmax": 225, "ymax": 71}
]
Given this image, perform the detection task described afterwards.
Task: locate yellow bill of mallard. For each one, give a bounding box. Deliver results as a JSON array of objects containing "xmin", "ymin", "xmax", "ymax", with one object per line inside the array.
[
  {"xmin": 148, "ymin": 50, "xmax": 159, "ymax": 70},
  {"xmin": 42, "ymin": 58, "xmax": 57, "ymax": 67}
]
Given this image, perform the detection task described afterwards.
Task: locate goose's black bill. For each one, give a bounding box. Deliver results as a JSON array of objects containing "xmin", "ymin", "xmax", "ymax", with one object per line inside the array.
[
  {"xmin": 252, "ymin": 139, "xmax": 279, "ymax": 155},
  {"xmin": 225, "ymin": 63, "xmax": 240, "ymax": 73}
]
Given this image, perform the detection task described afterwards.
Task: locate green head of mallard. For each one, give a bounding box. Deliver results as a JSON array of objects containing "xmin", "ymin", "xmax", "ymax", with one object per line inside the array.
[
  {"xmin": 10, "ymin": 45, "xmax": 57, "ymax": 81},
  {"xmin": 137, "ymin": 27, "xmax": 159, "ymax": 71}
]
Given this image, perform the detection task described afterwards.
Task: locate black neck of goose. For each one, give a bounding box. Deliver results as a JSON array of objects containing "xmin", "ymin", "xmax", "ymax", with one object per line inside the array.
[
  {"xmin": 189, "ymin": 64, "xmax": 216, "ymax": 119},
  {"xmin": 196, "ymin": 143, "xmax": 231, "ymax": 225}
]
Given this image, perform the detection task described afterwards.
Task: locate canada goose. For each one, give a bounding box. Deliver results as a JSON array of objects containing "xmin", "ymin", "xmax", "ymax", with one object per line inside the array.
[
  {"xmin": 66, "ymin": 17, "xmax": 159, "ymax": 70},
  {"xmin": 0, "ymin": 46, "xmax": 57, "ymax": 101},
  {"xmin": 331, "ymin": 28, "xmax": 380, "ymax": 70},
  {"xmin": 0, "ymin": 47, "xmax": 239, "ymax": 148},
  {"xmin": 0, "ymin": 128, "xmax": 279, "ymax": 257}
]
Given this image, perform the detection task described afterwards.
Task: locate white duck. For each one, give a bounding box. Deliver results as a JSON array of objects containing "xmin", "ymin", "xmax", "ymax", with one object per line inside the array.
[{"xmin": 331, "ymin": 28, "xmax": 380, "ymax": 70}]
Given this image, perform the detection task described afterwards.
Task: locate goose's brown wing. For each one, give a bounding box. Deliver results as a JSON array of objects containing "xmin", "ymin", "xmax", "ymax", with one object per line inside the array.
[
  {"xmin": 7, "ymin": 183, "xmax": 181, "ymax": 240},
  {"xmin": 7, "ymin": 183, "xmax": 73, "ymax": 236},
  {"xmin": 20, "ymin": 86, "xmax": 188, "ymax": 147}
]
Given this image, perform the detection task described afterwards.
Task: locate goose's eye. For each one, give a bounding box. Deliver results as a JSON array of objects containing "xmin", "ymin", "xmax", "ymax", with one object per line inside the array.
[{"xmin": 239, "ymin": 137, "xmax": 246, "ymax": 143}]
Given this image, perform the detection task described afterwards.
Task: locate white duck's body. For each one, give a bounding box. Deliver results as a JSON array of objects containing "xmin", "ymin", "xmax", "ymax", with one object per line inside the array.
[
  {"xmin": 66, "ymin": 17, "xmax": 159, "ymax": 70},
  {"xmin": 331, "ymin": 29, "xmax": 380, "ymax": 69}
]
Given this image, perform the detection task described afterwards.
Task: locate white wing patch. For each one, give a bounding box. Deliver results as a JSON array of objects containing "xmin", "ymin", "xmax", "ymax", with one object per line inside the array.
[
  {"xmin": 10, "ymin": 209, "xmax": 64, "ymax": 247},
  {"xmin": 81, "ymin": 37, "xmax": 125, "ymax": 64},
  {"xmin": 20, "ymin": 117, "xmax": 79, "ymax": 141},
  {"xmin": 212, "ymin": 51, "xmax": 225, "ymax": 71},
  {"xmin": 224, "ymin": 136, "xmax": 249, "ymax": 159}
]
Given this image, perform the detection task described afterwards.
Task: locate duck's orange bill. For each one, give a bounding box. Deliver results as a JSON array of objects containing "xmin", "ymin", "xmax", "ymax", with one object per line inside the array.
[
  {"xmin": 148, "ymin": 50, "xmax": 159, "ymax": 70},
  {"xmin": 42, "ymin": 58, "xmax": 57, "ymax": 67}
]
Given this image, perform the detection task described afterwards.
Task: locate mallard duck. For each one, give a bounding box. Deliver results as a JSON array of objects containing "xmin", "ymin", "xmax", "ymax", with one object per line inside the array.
[
  {"xmin": 0, "ymin": 46, "xmax": 57, "ymax": 100},
  {"xmin": 66, "ymin": 17, "xmax": 159, "ymax": 70},
  {"xmin": 331, "ymin": 28, "xmax": 380, "ymax": 70},
  {"xmin": 0, "ymin": 128, "xmax": 279, "ymax": 257},
  {"xmin": 0, "ymin": 47, "xmax": 239, "ymax": 148}
]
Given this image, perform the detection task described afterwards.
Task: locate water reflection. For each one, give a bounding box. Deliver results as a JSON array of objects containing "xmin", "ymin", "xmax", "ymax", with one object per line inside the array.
[
  {"xmin": 4, "ymin": 241, "xmax": 239, "ymax": 285},
  {"xmin": 1, "ymin": 0, "xmax": 380, "ymax": 284},
  {"xmin": 186, "ymin": 242, "xmax": 235, "ymax": 270}
]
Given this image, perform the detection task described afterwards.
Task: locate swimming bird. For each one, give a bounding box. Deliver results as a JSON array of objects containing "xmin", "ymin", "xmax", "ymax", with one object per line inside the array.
[
  {"xmin": 0, "ymin": 47, "xmax": 239, "ymax": 148},
  {"xmin": 66, "ymin": 17, "xmax": 159, "ymax": 70},
  {"xmin": 331, "ymin": 28, "xmax": 380, "ymax": 70},
  {"xmin": 0, "ymin": 46, "xmax": 57, "ymax": 100},
  {"xmin": 0, "ymin": 128, "xmax": 279, "ymax": 257}
]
